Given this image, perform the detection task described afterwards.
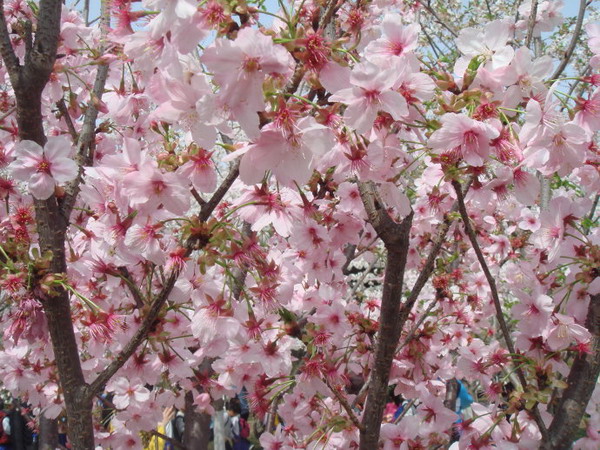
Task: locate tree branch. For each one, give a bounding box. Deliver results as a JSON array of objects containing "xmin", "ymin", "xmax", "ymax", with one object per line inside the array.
[
  {"xmin": 549, "ymin": 0, "xmax": 587, "ymax": 81},
  {"xmin": 117, "ymin": 267, "xmax": 146, "ymax": 309},
  {"xmin": 525, "ymin": 0, "xmax": 539, "ymax": 48},
  {"xmin": 452, "ymin": 179, "xmax": 549, "ymax": 441},
  {"xmin": 324, "ymin": 377, "xmax": 364, "ymax": 432},
  {"xmin": 0, "ymin": 0, "xmax": 21, "ymax": 83},
  {"xmin": 199, "ymin": 159, "xmax": 240, "ymax": 222},
  {"xmin": 422, "ymin": 1, "xmax": 458, "ymax": 38},
  {"xmin": 88, "ymin": 159, "xmax": 241, "ymax": 396},
  {"xmin": 352, "ymin": 182, "xmax": 470, "ymax": 410},
  {"xmin": 27, "ymin": 0, "xmax": 62, "ymax": 78},
  {"xmin": 60, "ymin": 0, "xmax": 111, "ymax": 219},
  {"xmin": 56, "ymin": 98, "xmax": 78, "ymax": 142},
  {"xmin": 88, "ymin": 269, "xmax": 180, "ymax": 395},
  {"xmin": 541, "ymin": 294, "xmax": 600, "ymax": 449},
  {"xmin": 358, "ymin": 181, "xmax": 413, "ymax": 450}
]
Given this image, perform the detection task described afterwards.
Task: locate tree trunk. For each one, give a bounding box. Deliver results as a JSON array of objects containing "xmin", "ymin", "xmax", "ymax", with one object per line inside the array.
[
  {"xmin": 541, "ymin": 294, "xmax": 600, "ymax": 449},
  {"xmin": 183, "ymin": 392, "xmax": 213, "ymax": 450},
  {"xmin": 38, "ymin": 415, "xmax": 58, "ymax": 450},
  {"xmin": 43, "ymin": 291, "xmax": 94, "ymax": 449}
]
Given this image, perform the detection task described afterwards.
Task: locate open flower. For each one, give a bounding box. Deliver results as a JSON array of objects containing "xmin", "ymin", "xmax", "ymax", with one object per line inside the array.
[
  {"xmin": 329, "ymin": 60, "xmax": 408, "ymax": 134},
  {"xmin": 8, "ymin": 136, "xmax": 78, "ymax": 200},
  {"xmin": 428, "ymin": 113, "xmax": 499, "ymax": 166}
]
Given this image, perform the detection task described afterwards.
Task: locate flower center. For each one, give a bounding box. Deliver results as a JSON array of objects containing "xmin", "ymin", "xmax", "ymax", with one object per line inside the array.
[
  {"xmin": 388, "ymin": 41, "xmax": 404, "ymax": 56},
  {"xmin": 463, "ymin": 130, "xmax": 479, "ymax": 150},
  {"xmin": 363, "ymin": 89, "xmax": 380, "ymax": 103},
  {"xmin": 152, "ymin": 179, "xmax": 167, "ymax": 194},
  {"xmin": 36, "ymin": 159, "xmax": 52, "ymax": 174},
  {"xmin": 242, "ymin": 56, "xmax": 261, "ymax": 73}
]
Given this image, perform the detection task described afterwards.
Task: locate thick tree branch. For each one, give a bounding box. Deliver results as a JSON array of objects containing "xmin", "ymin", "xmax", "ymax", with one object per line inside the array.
[
  {"xmin": 0, "ymin": 0, "xmax": 21, "ymax": 82},
  {"xmin": 452, "ymin": 179, "xmax": 549, "ymax": 441},
  {"xmin": 26, "ymin": 0, "xmax": 62, "ymax": 82},
  {"xmin": 358, "ymin": 181, "xmax": 413, "ymax": 450},
  {"xmin": 541, "ymin": 294, "xmax": 600, "ymax": 449},
  {"xmin": 352, "ymin": 183, "xmax": 469, "ymax": 410}
]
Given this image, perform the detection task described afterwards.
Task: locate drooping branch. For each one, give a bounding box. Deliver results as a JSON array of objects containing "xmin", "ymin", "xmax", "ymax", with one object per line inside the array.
[
  {"xmin": 452, "ymin": 179, "xmax": 549, "ymax": 441},
  {"xmin": 357, "ymin": 181, "xmax": 414, "ymax": 450},
  {"xmin": 549, "ymin": 0, "xmax": 587, "ymax": 81},
  {"xmin": 541, "ymin": 294, "xmax": 600, "ymax": 449}
]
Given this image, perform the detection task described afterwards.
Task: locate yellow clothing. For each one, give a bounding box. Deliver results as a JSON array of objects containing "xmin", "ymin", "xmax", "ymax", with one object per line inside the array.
[{"xmin": 144, "ymin": 425, "xmax": 166, "ymax": 450}]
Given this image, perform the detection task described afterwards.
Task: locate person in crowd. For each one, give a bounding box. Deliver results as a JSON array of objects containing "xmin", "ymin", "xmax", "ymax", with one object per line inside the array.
[
  {"xmin": 144, "ymin": 406, "xmax": 175, "ymax": 450},
  {"xmin": 225, "ymin": 398, "xmax": 250, "ymax": 450},
  {"xmin": 164, "ymin": 408, "xmax": 184, "ymax": 449},
  {"xmin": 1, "ymin": 401, "xmax": 35, "ymax": 450},
  {"xmin": 0, "ymin": 400, "xmax": 10, "ymax": 450}
]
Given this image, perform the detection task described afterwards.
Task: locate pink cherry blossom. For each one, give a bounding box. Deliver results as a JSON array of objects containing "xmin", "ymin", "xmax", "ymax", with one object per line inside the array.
[
  {"xmin": 365, "ymin": 14, "xmax": 420, "ymax": 60},
  {"xmin": 428, "ymin": 114, "xmax": 499, "ymax": 166},
  {"xmin": 202, "ymin": 27, "xmax": 294, "ymax": 137},
  {"xmin": 8, "ymin": 136, "xmax": 78, "ymax": 200},
  {"xmin": 238, "ymin": 117, "xmax": 335, "ymax": 186},
  {"xmin": 110, "ymin": 377, "xmax": 151, "ymax": 409},
  {"xmin": 329, "ymin": 61, "xmax": 408, "ymax": 134},
  {"xmin": 122, "ymin": 165, "xmax": 190, "ymax": 215}
]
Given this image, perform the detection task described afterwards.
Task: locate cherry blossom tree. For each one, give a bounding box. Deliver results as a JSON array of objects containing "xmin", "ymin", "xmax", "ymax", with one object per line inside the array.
[{"xmin": 0, "ymin": 0, "xmax": 599, "ymax": 449}]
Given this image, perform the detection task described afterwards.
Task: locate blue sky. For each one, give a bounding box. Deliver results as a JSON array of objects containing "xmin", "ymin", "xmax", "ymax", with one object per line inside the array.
[{"xmin": 78, "ymin": 0, "xmax": 587, "ymax": 28}]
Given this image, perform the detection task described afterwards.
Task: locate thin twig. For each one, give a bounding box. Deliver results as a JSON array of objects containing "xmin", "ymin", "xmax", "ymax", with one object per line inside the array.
[
  {"xmin": 56, "ymin": 99, "xmax": 78, "ymax": 142},
  {"xmin": 149, "ymin": 430, "xmax": 186, "ymax": 450},
  {"xmin": 0, "ymin": 105, "xmax": 15, "ymax": 122},
  {"xmin": 324, "ymin": 377, "xmax": 364, "ymax": 432},
  {"xmin": 452, "ymin": 179, "xmax": 549, "ymax": 441},
  {"xmin": 345, "ymin": 254, "xmax": 382, "ymax": 301},
  {"xmin": 393, "ymin": 398, "xmax": 416, "ymax": 424},
  {"xmin": 117, "ymin": 267, "xmax": 146, "ymax": 309},
  {"xmin": 422, "ymin": 1, "xmax": 458, "ymax": 38},
  {"xmin": 525, "ymin": 0, "xmax": 539, "ymax": 48}
]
